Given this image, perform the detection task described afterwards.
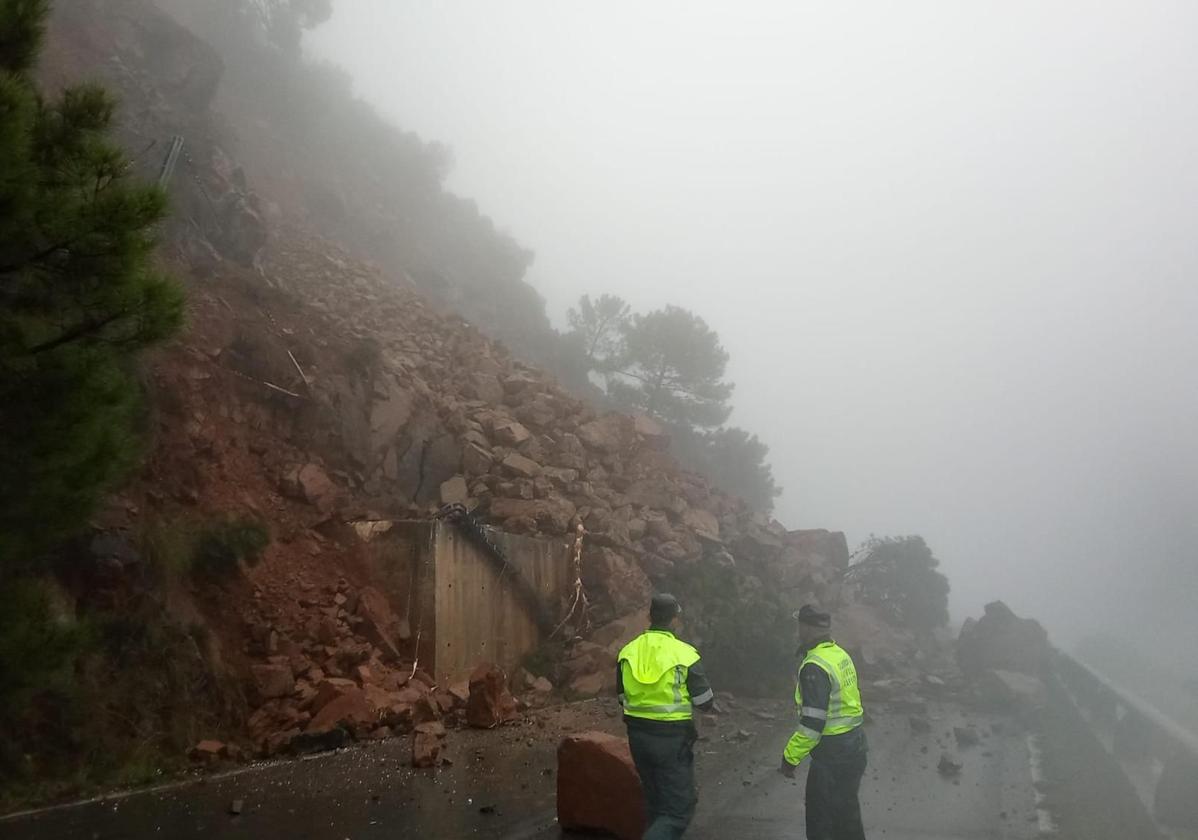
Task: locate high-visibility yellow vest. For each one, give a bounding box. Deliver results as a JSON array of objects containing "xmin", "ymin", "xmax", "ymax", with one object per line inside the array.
[
  {"xmin": 796, "ymin": 641, "xmax": 864, "ymax": 735},
  {"xmin": 618, "ymin": 630, "xmax": 700, "ymax": 722}
]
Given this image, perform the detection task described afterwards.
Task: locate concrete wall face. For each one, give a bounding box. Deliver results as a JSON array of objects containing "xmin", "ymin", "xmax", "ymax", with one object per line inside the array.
[
  {"xmin": 356, "ymin": 520, "xmax": 572, "ymax": 682},
  {"xmin": 432, "ymin": 524, "xmax": 572, "ymax": 681}
]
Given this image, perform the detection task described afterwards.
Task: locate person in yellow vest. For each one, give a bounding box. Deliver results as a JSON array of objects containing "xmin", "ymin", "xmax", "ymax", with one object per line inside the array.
[
  {"xmin": 617, "ymin": 593, "xmax": 715, "ymax": 840},
  {"xmin": 778, "ymin": 604, "xmax": 868, "ymax": 840}
]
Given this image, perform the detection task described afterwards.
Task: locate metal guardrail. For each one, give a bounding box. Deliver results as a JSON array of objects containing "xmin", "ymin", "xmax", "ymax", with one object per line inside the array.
[
  {"xmin": 1055, "ymin": 650, "xmax": 1198, "ymax": 833},
  {"xmin": 156, "ymin": 135, "xmax": 184, "ymax": 188}
]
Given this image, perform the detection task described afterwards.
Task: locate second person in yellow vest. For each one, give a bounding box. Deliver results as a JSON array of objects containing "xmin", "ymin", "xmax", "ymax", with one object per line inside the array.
[{"xmin": 779, "ymin": 604, "xmax": 868, "ymax": 840}]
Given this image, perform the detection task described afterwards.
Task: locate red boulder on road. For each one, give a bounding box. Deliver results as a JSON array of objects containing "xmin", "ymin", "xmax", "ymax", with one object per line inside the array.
[{"xmin": 557, "ymin": 731, "xmax": 646, "ymax": 840}]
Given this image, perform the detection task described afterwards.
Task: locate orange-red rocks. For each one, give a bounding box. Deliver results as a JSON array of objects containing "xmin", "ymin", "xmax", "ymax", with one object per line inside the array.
[
  {"xmin": 557, "ymin": 732, "xmax": 646, "ymax": 840},
  {"xmin": 465, "ymin": 663, "xmax": 519, "ymax": 729}
]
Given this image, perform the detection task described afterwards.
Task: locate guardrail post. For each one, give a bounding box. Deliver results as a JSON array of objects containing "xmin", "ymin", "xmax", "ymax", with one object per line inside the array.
[
  {"xmin": 1155, "ymin": 745, "xmax": 1198, "ymax": 830},
  {"xmin": 1113, "ymin": 707, "xmax": 1152, "ymax": 760}
]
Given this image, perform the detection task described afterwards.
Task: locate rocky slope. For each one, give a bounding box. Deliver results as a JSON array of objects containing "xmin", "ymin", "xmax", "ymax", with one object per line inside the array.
[
  {"xmin": 86, "ymin": 224, "xmax": 855, "ymax": 758},
  {"xmin": 38, "ymin": 0, "xmax": 879, "ymax": 767}
]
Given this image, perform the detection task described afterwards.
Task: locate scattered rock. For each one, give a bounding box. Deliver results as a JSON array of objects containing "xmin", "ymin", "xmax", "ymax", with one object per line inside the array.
[
  {"xmin": 190, "ymin": 740, "xmax": 227, "ymax": 763},
  {"xmin": 492, "ymin": 419, "xmax": 531, "ymax": 447},
  {"xmin": 568, "ymin": 671, "xmax": 607, "ymax": 697},
  {"xmin": 502, "ymin": 452, "xmax": 542, "ymax": 478},
  {"xmin": 439, "ymin": 475, "xmax": 470, "ymax": 505},
  {"xmin": 306, "ymin": 686, "xmax": 375, "ymax": 735},
  {"xmin": 953, "ymin": 726, "xmax": 981, "ymax": 747},
  {"xmin": 281, "ymin": 463, "xmax": 338, "ymax": 512},
  {"xmin": 355, "ymin": 586, "xmax": 407, "ymax": 660},
  {"xmin": 465, "ymin": 663, "xmax": 520, "ymax": 728},
  {"xmin": 251, "ymin": 663, "xmax": 296, "ymax": 700},
  {"xmin": 631, "ymin": 414, "xmax": 669, "ymax": 450},
  {"xmin": 411, "ymin": 721, "xmax": 446, "ymax": 768},
  {"xmin": 937, "ymin": 753, "xmax": 963, "ymax": 777}
]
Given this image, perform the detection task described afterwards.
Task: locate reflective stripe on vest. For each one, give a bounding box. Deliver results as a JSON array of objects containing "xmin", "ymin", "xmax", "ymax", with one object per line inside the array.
[
  {"xmin": 796, "ymin": 641, "xmax": 864, "ymax": 735},
  {"xmin": 618, "ymin": 630, "xmax": 701, "ymax": 722}
]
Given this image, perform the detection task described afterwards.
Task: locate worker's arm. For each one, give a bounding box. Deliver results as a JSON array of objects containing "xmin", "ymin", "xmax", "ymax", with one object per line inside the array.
[
  {"xmin": 780, "ymin": 663, "xmax": 831, "ymax": 773},
  {"xmin": 687, "ymin": 659, "xmax": 715, "ymax": 710},
  {"xmin": 615, "ymin": 661, "xmax": 625, "ymax": 707}
]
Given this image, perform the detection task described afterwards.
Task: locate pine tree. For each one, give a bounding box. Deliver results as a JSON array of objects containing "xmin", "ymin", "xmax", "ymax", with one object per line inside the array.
[
  {"xmin": 608, "ymin": 304, "xmax": 733, "ymax": 430},
  {"xmin": 0, "ymin": 0, "xmax": 184, "ymax": 568},
  {"xmin": 566, "ymin": 292, "xmax": 630, "ymax": 373}
]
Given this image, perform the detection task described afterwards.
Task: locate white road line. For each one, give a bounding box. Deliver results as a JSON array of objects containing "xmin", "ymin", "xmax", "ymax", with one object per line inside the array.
[
  {"xmin": 1026, "ymin": 734, "xmax": 1058, "ymax": 836},
  {"xmin": 0, "ymin": 750, "xmax": 345, "ymax": 823}
]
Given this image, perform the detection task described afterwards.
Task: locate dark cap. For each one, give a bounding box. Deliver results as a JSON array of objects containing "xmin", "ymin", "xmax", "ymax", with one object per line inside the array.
[
  {"xmin": 650, "ymin": 592, "xmax": 682, "ymax": 624},
  {"xmin": 795, "ymin": 604, "xmax": 831, "ymax": 629}
]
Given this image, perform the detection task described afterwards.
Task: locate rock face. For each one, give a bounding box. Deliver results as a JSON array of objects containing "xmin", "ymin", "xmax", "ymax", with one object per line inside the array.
[
  {"xmin": 957, "ymin": 601, "xmax": 1051, "ymax": 675},
  {"xmin": 557, "ymin": 731, "xmax": 647, "ymax": 840},
  {"xmin": 465, "ymin": 663, "xmax": 519, "ymax": 728}
]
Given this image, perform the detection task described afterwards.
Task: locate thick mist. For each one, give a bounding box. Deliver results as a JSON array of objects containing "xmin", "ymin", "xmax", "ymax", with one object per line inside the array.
[{"xmin": 310, "ymin": 2, "xmax": 1198, "ymax": 661}]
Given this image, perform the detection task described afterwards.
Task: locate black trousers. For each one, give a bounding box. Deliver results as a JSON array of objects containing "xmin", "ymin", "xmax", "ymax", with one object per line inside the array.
[
  {"xmin": 805, "ymin": 727, "xmax": 868, "ymax": 840},
  {"xmin": 627, "ymin": 722, "xmax": 697, "ymax": 840}
]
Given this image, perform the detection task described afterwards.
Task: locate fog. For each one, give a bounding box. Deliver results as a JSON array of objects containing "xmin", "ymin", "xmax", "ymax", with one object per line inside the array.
[{"xmin": 310, "ymin": 2, "xmax": 1198, "ymax": 657}]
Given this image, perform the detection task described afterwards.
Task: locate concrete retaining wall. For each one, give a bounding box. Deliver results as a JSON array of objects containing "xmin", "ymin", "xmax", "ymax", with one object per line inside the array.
[{"xmin": 354, "ymin": 519, "xmax": 573, "ymax": 682}]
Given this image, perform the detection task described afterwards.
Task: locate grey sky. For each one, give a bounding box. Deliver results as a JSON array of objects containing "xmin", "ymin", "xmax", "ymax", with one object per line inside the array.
[{"xmin": 309, "ymin": 2, "xmax": 1198, "ymax": 649}]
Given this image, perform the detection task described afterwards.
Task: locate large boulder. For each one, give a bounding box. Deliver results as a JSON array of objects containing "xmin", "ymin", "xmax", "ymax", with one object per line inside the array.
[
  {"xmin": 577, "ymin": 415, "xmax": 634, "ymax": 454},
  {"xmin": 251, "ymin": 662, "xmax": 295, "ymax": 700},
  {"xmin": 554, "ymin": 433, "xmax": 588, "ymax": 470},
  {"xmin": 557, "ymin": 732, "xmax": 646, "ymax": 840},
  {"xmin": 957, "ymin": 601, "xmax": 1051, "ymax": 675},
  {"xmin": 281, "ymin": 463, "xmax": 338, "ymax": 512},
  {"xmin": 785, "ymin": 529, "xmax": 850, "ymax": 570},
  {"xmin": 632, "ymin": 414, "xmax": 670, "ymax": 450},
  {"xmin": 467, "ymin": 373, "xmax": 504, "ymax": 404},
  {"xmin": 581, "ymin": 546, "xmax": 651, "ymax": 614},
  {"xmin": 501, "ymin": 452, "xmax": 542, "ymax": 478},
  {"xmin": 439, "ymin": 475, "xmax": 470, "ymax": 505},
  {"xmin": 305, "ymin": 685, "xmax": 375, "ymax": 735},
  {"xmin": 492, "ymin": 419, "xmax": 532, "ymax": 447},
  {"xmin": 489, "ymin": 497, "xmax": 576, "ymax": 535},
  {"xmin": 682, "ymin": 508, "xmax": 721, "ymax": 542},
  {"xmin": 465, "ymin": 663, "xmax": 520, "ymax": 728}
]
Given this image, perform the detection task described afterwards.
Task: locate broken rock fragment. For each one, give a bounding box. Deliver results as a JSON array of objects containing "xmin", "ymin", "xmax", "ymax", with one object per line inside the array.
[
  {"xmin": 190, "ymin": 740, "xmax": 227, "ymax": 763},
  {"xmin": 306, "ymin": 685, "xmax": 375, "ymax": 735},
  {"xmin": 465, "ymin": 662, "xmax": 520, "ymax": 728},
  {"xmin": 411, "ymin": 721, "xmax": 447, "ymax": 768},
  {"xmin": 251, "ymin": 662, "xmax": 295, "ymax": 701}
]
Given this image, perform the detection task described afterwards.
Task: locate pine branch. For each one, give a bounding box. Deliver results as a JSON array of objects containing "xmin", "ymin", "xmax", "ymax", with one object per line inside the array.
[{"xmin": 26, "ymin": 310, "xmax": 126, "ymax": 354}]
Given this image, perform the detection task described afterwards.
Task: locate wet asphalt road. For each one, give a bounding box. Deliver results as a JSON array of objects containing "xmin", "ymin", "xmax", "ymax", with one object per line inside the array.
[
  {"xmin": 690, "ymin": 702, "xmax": 1042, "ymax": 840},
  {"xmin": 1, "ymin": 701, "xmax": 1042, "ymax": 840}
]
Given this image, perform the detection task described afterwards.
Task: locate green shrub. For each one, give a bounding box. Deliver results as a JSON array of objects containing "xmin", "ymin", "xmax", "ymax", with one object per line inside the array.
[
  {"xmin": 142, "ymin": 516, "xmax": 270, "ymax": 583},
  {"xmin": 0, "ymin": 0, "xmax": 184, "ymax": 570},
  {"xmin": 190, "ymin": 519, "xmax": 270, "ymax": 579},
  {"xmin": 664, "ymin": 554, "xmax": 794, "ymax": 695},
  {"xmin": 0, "ymin": 578, "xmax": 84, "ymax": 720}
]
